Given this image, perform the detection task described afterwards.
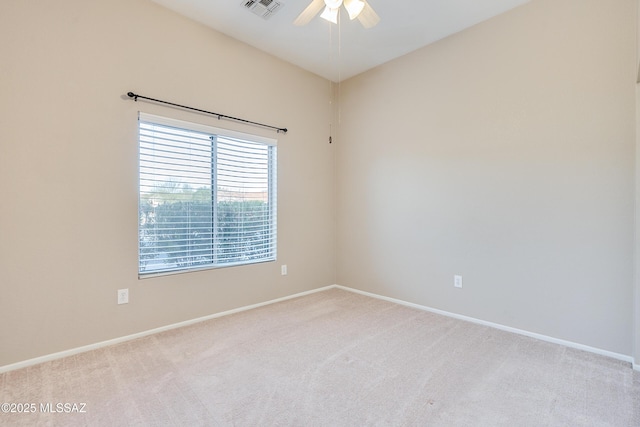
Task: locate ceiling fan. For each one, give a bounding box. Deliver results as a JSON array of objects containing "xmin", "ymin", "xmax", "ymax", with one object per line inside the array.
[{"xmin": 294, "ymin": 0, "xmax": 380, "ymax": 28}]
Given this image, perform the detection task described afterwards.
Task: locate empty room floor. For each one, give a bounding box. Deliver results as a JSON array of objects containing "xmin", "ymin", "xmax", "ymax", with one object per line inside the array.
[{"xmin": 1, "ymin": 288, "xmax": 638, "ymax": 426}]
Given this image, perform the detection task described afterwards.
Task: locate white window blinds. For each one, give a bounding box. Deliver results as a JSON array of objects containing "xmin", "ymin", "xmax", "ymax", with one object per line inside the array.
[{"xmin": 138, "ymin": 113, "xmax": 277, "ymax": 276}]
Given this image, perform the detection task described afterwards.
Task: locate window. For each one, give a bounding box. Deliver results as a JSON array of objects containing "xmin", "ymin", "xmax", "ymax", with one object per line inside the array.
[{"xmin": 138, "ymin": 113, "xmax": 277, "ymax": 276}]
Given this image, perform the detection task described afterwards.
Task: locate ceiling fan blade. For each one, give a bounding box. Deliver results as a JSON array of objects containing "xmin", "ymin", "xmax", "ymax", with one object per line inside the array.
[
  {"xmin": 357, "ymin": 1, "xmax": 380, "ymax": 28},
  {"xmin": 294, "ymin": 0, "xmax": 326, "ymax": 26}
]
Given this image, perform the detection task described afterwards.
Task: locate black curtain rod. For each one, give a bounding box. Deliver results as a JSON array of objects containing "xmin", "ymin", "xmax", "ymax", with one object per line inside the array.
[{"xmin": 127, "ymin": 92, "xmax": 288, "ymax": 134}]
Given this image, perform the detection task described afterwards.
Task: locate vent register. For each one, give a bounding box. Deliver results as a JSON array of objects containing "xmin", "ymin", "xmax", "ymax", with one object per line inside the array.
[{"xmin": 243, "ymin": 0, "xmax": 283, "ymax": 19}]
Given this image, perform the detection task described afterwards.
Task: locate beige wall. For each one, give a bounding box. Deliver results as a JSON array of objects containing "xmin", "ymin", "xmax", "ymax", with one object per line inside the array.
[
  {"xmin": 0, "ymin": 0, "xmax": 335, "ymax": 366},
  {"xmin": 636, "ymin": 0, "xmax": 640, "ymax": 365},
  {"xmin": 635, "ymin": 87, "xmax": 640, "ymax": 367},
  {"xmin": 336, "ymin": 0, "xmax": 637, "ymax": 356}
]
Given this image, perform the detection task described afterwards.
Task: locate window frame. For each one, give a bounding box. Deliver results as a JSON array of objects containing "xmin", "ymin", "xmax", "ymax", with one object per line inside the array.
[{"xmin": 137, "ymin": 112, "xmax": 278, "ymax": 278}]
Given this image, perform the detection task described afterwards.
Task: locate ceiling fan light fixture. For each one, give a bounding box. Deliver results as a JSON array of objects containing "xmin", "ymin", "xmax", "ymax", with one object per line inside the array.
[
  {"xmin": 344, "ymin": 0, "xmax": 364, "ymax": 20},
  {"xmin": 294, "ymin": 0, "xmax": 378, "ymax": 28},
  {"xmin": 323, "ymin": 0, "xmax": 343, "ymax": 9},
  {"xmin": 320, "ymin": 6, "xmax": 339, "ymax": 24}
]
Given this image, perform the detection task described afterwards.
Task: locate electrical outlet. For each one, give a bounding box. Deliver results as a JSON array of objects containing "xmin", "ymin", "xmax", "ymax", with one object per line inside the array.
[
  {"xmin": 281, "ymin": 265, "xmax": 288, "ymax": 276},
  {"xmin": 117, "ymin": 288, "xmax": 129, "ymax": 304},
  {"xmin": 454, "ymin": 275, "xmax": 463, "ymax": 289}
]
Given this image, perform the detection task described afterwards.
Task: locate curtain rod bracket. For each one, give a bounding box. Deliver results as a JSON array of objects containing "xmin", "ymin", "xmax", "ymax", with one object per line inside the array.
[{"xmin": 126, "ymin": 91, "xmax": 287, "ymax": 134}]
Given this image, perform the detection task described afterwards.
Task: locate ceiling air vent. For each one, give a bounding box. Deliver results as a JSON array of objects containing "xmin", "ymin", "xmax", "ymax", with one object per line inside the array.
[{"xmin": 242, "ymin": 0, "xmax": 283, "ymax": 20}]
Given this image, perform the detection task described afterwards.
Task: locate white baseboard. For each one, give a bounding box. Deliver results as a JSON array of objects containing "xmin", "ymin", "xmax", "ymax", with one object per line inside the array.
[
  {"xmin": 333, "ymin": 284, "xmax": 635, "ymax": 366},
  {"xmin": 2, "ymin": 284, "xmax": 634, "ymax": 373},
  {"xmin": 0, "ymin": 285, "xmax": 335, "ymax": 374}
]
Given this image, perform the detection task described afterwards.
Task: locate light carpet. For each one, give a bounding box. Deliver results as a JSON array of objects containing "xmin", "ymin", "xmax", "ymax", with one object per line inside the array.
[{"xmin": 1, "ymin": 288, "xmax": 638, "ymax": 426}]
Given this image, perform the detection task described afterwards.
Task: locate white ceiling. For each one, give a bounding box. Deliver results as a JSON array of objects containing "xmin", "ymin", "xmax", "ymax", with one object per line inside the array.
[{"xmin": 151, "ymin": 0, "xmax": 530, "ymax": 82}]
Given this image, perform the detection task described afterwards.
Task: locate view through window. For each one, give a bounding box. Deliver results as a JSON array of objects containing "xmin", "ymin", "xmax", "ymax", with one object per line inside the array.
[{"xmin": 138, "ymin": 113, "xmax": 277, "ymax": 276}]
